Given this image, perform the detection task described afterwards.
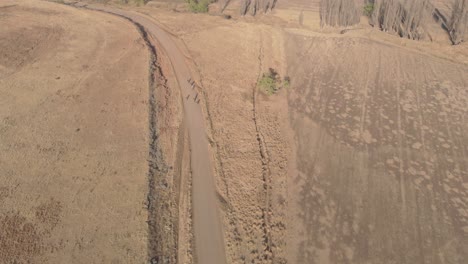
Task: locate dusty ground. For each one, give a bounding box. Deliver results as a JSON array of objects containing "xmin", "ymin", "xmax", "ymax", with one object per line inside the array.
[
  {"xmin": 0, "ymin": 1, "xmax": 152, "ymax": 263},
  {"xmin": 286, "ymin": 34, "xmax": 468, "ymax": 263},
  {"xmin": 1, "ymin": 0, "xmax": 467, "ymax": 264},
  {"xmin": 0, "ymin": 1, "xmax": 192, "ymax": 264},
  {"xmin": 138, "ymin": 11, "xmax": 290, "ymax": 263},
  {"xmin": 132, "ymin": 1, "xmax": 468, "ymax": 264}
]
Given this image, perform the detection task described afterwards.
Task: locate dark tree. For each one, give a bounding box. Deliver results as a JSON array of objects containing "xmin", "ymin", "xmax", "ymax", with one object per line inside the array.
[
  {"xmin": 371, "ymin": 0, "xmax": 430, "ymax": 40},
  {"xmin": 449, "ymin": 0, "xmax": 468, "ymax": 44},
  {"xmin": 320, "ymin": 0, "xmax": 361, "ymax": 27},
  {"xmin": 239, "ymin": 0, "xmax": 277, "ymax": 16},
  {"xmin": 240, "ymin": 0, "xmax": 251, "ymax": 15}
]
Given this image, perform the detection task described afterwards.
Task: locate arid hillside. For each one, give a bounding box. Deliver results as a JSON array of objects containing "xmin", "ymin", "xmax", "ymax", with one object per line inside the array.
[
  {"xmin": 0, "ymin": 0, "xmax": 150, "ymax": 262},
  {"xmin": 1, "ymin": 1, "xmax": 185, "ymax": 263},
  {"xmin": 131, "ymin": 1, "xmax": 467, "ymax": 263},
  {"xmin": 1, "ymin": 0, "xmax": 467, "ymax": 264},
  {"xmin": 286, "ymin": 32, "xmax": 468, "ymax": 263}
]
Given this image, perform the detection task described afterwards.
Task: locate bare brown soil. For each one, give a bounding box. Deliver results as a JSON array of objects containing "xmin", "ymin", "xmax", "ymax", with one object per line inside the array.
[
  {"xmin": 132, "ymin": 2, "xmax": 467, "ymax": 263},
  {"xmin": 1, "ymin": 0, "xmax": 467, "ymax": 264},
  {"xmin": 286, "ymin": 34, "xmax": 468, "ymax": 264},
  {"xmin": 0, "ymin": 0, "xmax": 152, "ymax": 262}
]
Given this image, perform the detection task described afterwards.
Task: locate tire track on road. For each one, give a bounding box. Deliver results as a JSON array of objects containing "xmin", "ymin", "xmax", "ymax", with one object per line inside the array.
[{"xmin": 63, "ymin": 3, "xmax": 228, "ymax": 264}]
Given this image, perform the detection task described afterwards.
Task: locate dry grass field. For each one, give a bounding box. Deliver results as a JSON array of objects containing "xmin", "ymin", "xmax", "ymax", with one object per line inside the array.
[{"xmin": 1, "ymin": 0, "xmax": 466, "ymax": 263}]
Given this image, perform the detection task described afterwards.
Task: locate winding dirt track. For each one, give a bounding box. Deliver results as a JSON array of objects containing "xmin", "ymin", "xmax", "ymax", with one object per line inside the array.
[{"xmin": 73, "ymin": 3, "xmax": 227, "ymax": 264}]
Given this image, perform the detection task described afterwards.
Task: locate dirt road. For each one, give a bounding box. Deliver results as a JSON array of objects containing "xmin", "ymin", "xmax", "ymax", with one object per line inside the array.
[{"xmin": 72, "ymin": 3, "xmax": 228, "ymax": 264}]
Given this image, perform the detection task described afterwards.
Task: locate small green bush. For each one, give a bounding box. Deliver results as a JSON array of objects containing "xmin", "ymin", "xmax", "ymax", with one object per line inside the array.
[
  {"xmin": 258, "ymin": 74, "xmax": 277, "ymax": 95},
  {"xmin": 133, "ymin": 0, "xmax": 148, "ymax": 6},
  {"xmin": 187, "ymin": 0, "xmax": 211, "ymax": 13},
  {"xmin": 258, "ymin": 68, "xmax": 290, "ymax": 95},
  {"xmin": 363, "ymin": 3, "xmax": 374, "ymax": 16},
  {"xmin": 283, "ymin": 76, "xmax": 291, "ymax": 89}
]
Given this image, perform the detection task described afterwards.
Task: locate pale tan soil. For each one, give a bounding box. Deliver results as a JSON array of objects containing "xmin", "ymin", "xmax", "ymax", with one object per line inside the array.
[
  {"xmin": 130, "ymin": 2, "xmax": 467, "ymax": 264},
  {"xmin": 78, "ymin": 5, "xmax": 229, "ymax": 263},
  {"xmin": 182, "ymin": 25, "xmax": 290, "ymax": 263},
  {"xmin": 0, "ymin": 0, "xmax": 152, "ymax": 263},
  {"xmin": 2, "ymin": 0, "xmax": 467, "ymax": 263},
  {"xmin": 286, "ymin": 34, "xmax": 468, "ymax": 263},
  {"xmin": 128, "ymin": 5, "xmax": 293, "ymax": 263},
  {"xmin": 3, "ymin": 0, "xmax": 223, "ymax": 263}
]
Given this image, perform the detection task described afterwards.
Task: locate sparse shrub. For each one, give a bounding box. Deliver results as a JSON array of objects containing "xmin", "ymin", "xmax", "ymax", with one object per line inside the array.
[
  {"xmin": 258, "ymin": 68, "xmax": 290, "ymax": 95},
  {"xmin": 187, "ymin": 0, "xmax": 211, "ymax": 13},
  {"xmin": 258, "ymin": 74, "xmax": 277, "ymax": 95},
  {"xmin": 283, "ymin": 76, "xmax": 291, "ymax": 89},
  {"xmin": 363, "ymin": 3, "xmax": 374, "ymax": 17},
  {"xmin": 115, "ymin": 0, "xmax": 148, "ymax": 6},
  {"xmin": 133, "ymin": 0, "xmax": 148, "ymax": 6}
]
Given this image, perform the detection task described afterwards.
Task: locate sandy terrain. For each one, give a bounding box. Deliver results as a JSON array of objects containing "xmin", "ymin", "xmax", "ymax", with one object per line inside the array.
[{"xmin": 1, "ymin": 0, "xmax": 467, "ymax": 264}]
